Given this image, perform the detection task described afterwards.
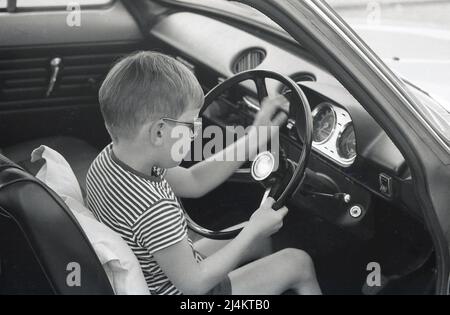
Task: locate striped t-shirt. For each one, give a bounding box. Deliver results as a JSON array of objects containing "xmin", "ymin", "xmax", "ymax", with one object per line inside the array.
[{"xmin": 86, "ymin": 144, "xmax": 202, "ymax": 295}]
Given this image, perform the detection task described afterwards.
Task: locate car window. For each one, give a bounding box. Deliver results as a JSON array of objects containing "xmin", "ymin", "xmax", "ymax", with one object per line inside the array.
[
  {"xmin": 326, "ymin": 0, "xmax": 450, "ymax": 145},
  {"xmin": 174, "ymin": 0, "xmax": 450, "ymax": 147},
  {"xmin": 0, "ymin": 0, "xmax": 112, "ymax": 9}
]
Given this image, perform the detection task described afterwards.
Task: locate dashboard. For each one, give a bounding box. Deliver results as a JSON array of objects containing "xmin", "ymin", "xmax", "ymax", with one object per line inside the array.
[{"xmin": 148, "ymin": 11, "xmax": 420, "ymax": 230}]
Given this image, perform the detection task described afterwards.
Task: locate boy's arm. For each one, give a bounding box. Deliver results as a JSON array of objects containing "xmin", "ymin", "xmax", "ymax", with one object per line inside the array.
[
  {"xmin": 166, "ymin": 96, "xmax": 288, "ymax": 198},
  {"xmin": 165, "ymin": 126, "xmax": 261, "ymax": 198},
  {"xmin": 153, "ymin": 198, "xmax": 288, "ymax": 295}
]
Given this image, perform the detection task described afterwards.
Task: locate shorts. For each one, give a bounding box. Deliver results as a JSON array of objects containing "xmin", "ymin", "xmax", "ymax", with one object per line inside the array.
[{"xmin": 206, "ymin": 276, "xmax": 232, "ymax": 295}]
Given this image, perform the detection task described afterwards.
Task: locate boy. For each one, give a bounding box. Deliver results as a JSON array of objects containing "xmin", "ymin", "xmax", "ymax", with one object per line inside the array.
[{"xmin": 86, "ymin": 51, "xmax": 321, "ymax": 295}]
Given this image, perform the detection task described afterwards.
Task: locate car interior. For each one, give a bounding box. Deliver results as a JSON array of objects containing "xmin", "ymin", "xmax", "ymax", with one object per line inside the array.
[{"xmin": 0, "ymin": 0, "xmax": 438, "ymax": 294}]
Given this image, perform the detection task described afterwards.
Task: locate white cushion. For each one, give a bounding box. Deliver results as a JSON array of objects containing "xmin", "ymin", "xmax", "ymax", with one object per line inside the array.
[
  {"xmin": 31, "ymin": 145, "xmax": 84, "ymax": 203},
  {"xmin": 31, "ymin": 145, "xmax": 150, "ymax": 295}
]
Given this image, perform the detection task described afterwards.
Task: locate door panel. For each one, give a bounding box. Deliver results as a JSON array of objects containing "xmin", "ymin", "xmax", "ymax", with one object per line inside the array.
[
  {"xmin": 0, "ymin": 1, "xmax": 147, "ymax": 148},
  {"xmin": 0, "ymin": 42, "xmax": 148, "ymax": 148}
]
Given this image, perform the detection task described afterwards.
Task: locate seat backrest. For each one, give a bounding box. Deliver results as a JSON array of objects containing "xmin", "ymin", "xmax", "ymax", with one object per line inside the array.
[{"xmin": 0, "ymin": 154, "xmax": 114, "ymax": 295}]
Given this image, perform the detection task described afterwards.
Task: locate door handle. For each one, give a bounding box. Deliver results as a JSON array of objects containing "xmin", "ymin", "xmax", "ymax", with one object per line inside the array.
[{"xmin": 46, "ymin": 57, "xmax": 62, "ymax": 97}]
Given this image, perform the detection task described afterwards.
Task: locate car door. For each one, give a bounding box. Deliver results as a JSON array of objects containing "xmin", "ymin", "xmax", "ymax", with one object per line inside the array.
[
  {"xmin": 0, "ymin": 0, "xmax": 145, "ymax": 149},
  {"xmin": 236, "ymin": 0, "xmax": 450, "ymax": 294}
]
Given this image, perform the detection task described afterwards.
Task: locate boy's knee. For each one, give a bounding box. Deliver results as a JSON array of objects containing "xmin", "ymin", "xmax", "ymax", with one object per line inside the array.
[
  {"xmin": 278, "ymin": 248, "xmax": 312, "ymax": 265},
  {"xmin": 277, "ymin": 248, "xmax": 315, "ymax": 281}
]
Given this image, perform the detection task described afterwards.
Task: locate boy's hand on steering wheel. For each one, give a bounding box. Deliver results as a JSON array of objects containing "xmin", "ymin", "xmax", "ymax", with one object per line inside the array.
[
  {"xmin": 253, "ymin": 95, "xmax": 289, "ymax": 128},
  {"xmin": 246, "ymin": 197, "xmax": 289, "ymax": 239}
]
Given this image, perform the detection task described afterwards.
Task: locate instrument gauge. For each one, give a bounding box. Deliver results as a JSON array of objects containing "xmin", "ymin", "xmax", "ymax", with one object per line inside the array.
[
  {"xmin": 312, "ymin": 103, "xmax": 336, "ymax": 144},
  {"xmin": 337, "ymin": 123, "xmax": 357, "ymax": 162}
]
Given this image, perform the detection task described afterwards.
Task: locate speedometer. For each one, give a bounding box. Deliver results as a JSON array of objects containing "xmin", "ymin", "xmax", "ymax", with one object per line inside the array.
[
  {"xmin": 337, "ymin": 124, "xmax": 356, "ymax": 161},
  {"xmin": 312, "ymin": 103, "xmax": 336, "ymax": 144}
]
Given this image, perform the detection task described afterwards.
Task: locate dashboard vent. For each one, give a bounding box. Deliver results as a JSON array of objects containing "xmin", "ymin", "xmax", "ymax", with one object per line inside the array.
[
  {"xmin": 232, "ymin": 48, "xmax": 266, "ymax": 74},
  {"xmin": 280, "ymin": 72, "xmax": 316, "ymax": 95},
  {"xmin": 292, "ymin": 73, "xmax": 316, "ymax": 83}
]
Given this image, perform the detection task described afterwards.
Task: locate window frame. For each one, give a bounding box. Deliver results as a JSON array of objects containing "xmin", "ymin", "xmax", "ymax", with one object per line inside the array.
[{"xmin": 0, "ymin": 0, "xmax": 115, "ymax": 12}]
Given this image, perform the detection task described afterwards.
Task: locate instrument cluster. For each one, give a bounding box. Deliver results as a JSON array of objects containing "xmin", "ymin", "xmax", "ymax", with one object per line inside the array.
[{"xmin": 311, "ymin": 102, "xmax": 356, "ymax": 167}]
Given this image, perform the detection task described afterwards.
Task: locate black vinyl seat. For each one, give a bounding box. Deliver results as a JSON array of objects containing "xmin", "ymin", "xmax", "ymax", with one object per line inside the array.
[{"xmin": 0, "ymin": 148, "xmax": 113, "ymax": 294}]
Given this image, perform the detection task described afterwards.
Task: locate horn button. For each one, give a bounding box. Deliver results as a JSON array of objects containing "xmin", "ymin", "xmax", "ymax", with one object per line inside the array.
[{"xmin": 251, "ymin": 151, "xmax": 276, "ymax": 181}]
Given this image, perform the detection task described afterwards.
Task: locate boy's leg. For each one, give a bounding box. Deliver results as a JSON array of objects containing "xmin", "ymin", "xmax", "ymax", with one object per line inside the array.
[
  {"xmin": 194, "ymin": 222, "xmax": 272, "ymax": 265},
  {"xmin": 228, "ymin": 248, "xmax": 322, "ymax": 295}
]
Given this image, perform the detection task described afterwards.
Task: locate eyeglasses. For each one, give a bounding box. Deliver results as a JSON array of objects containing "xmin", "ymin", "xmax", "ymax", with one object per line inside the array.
[{"xmin": 161, "ymin": 117, "xmax": 202, "ymax": 140}]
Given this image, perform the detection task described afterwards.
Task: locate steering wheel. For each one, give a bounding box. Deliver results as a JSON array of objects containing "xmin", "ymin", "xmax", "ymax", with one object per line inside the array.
[{"xmin": 182, "ymin": 70, "xmax": 313, "ymax": 240}]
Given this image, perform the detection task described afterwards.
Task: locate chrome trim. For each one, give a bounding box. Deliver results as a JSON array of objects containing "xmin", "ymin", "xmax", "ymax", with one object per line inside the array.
[
  {"xmin": 251, "ymin": 151, "xmax": 275, "ymax": 181},
  {"xmin": 286, "ymin": 118, "xmax": 296, "ymax": 130},
  {"xmin": 349, "ymin": 205, "xmax": 363, "ymax": 218},
  {"xmin": 336, "ymin": 122, "xmax": 357, "ymax": 164},
  {"xmin": 243, "ymin": 95, "xmax": 261, "ymax": 112},
  {"xmin": 46, "ymin": 57, "xmax": 61, "ymax": 97},
  {"xmin": 310, "ymin": 102, "xmax": 356, "ymax": 167},
  {"xmin": 343, "ymin": 194, "xmax": 351, "ymax": 204},
  {"xmin": 312, "ymin": 102, "xmax": 337, "ymax": 145}
]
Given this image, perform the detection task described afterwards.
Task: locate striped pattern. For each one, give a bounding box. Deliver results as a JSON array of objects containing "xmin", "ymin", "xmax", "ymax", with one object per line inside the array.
[{"xmin": 86, "ymin": 144, "xmax": 201, "ymax": 295}]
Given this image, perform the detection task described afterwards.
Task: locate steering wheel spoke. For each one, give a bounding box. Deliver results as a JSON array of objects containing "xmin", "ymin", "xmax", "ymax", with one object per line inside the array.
[{"xmin": 253, "ymin": 77, "xmax": 268, "ymax": 104}]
